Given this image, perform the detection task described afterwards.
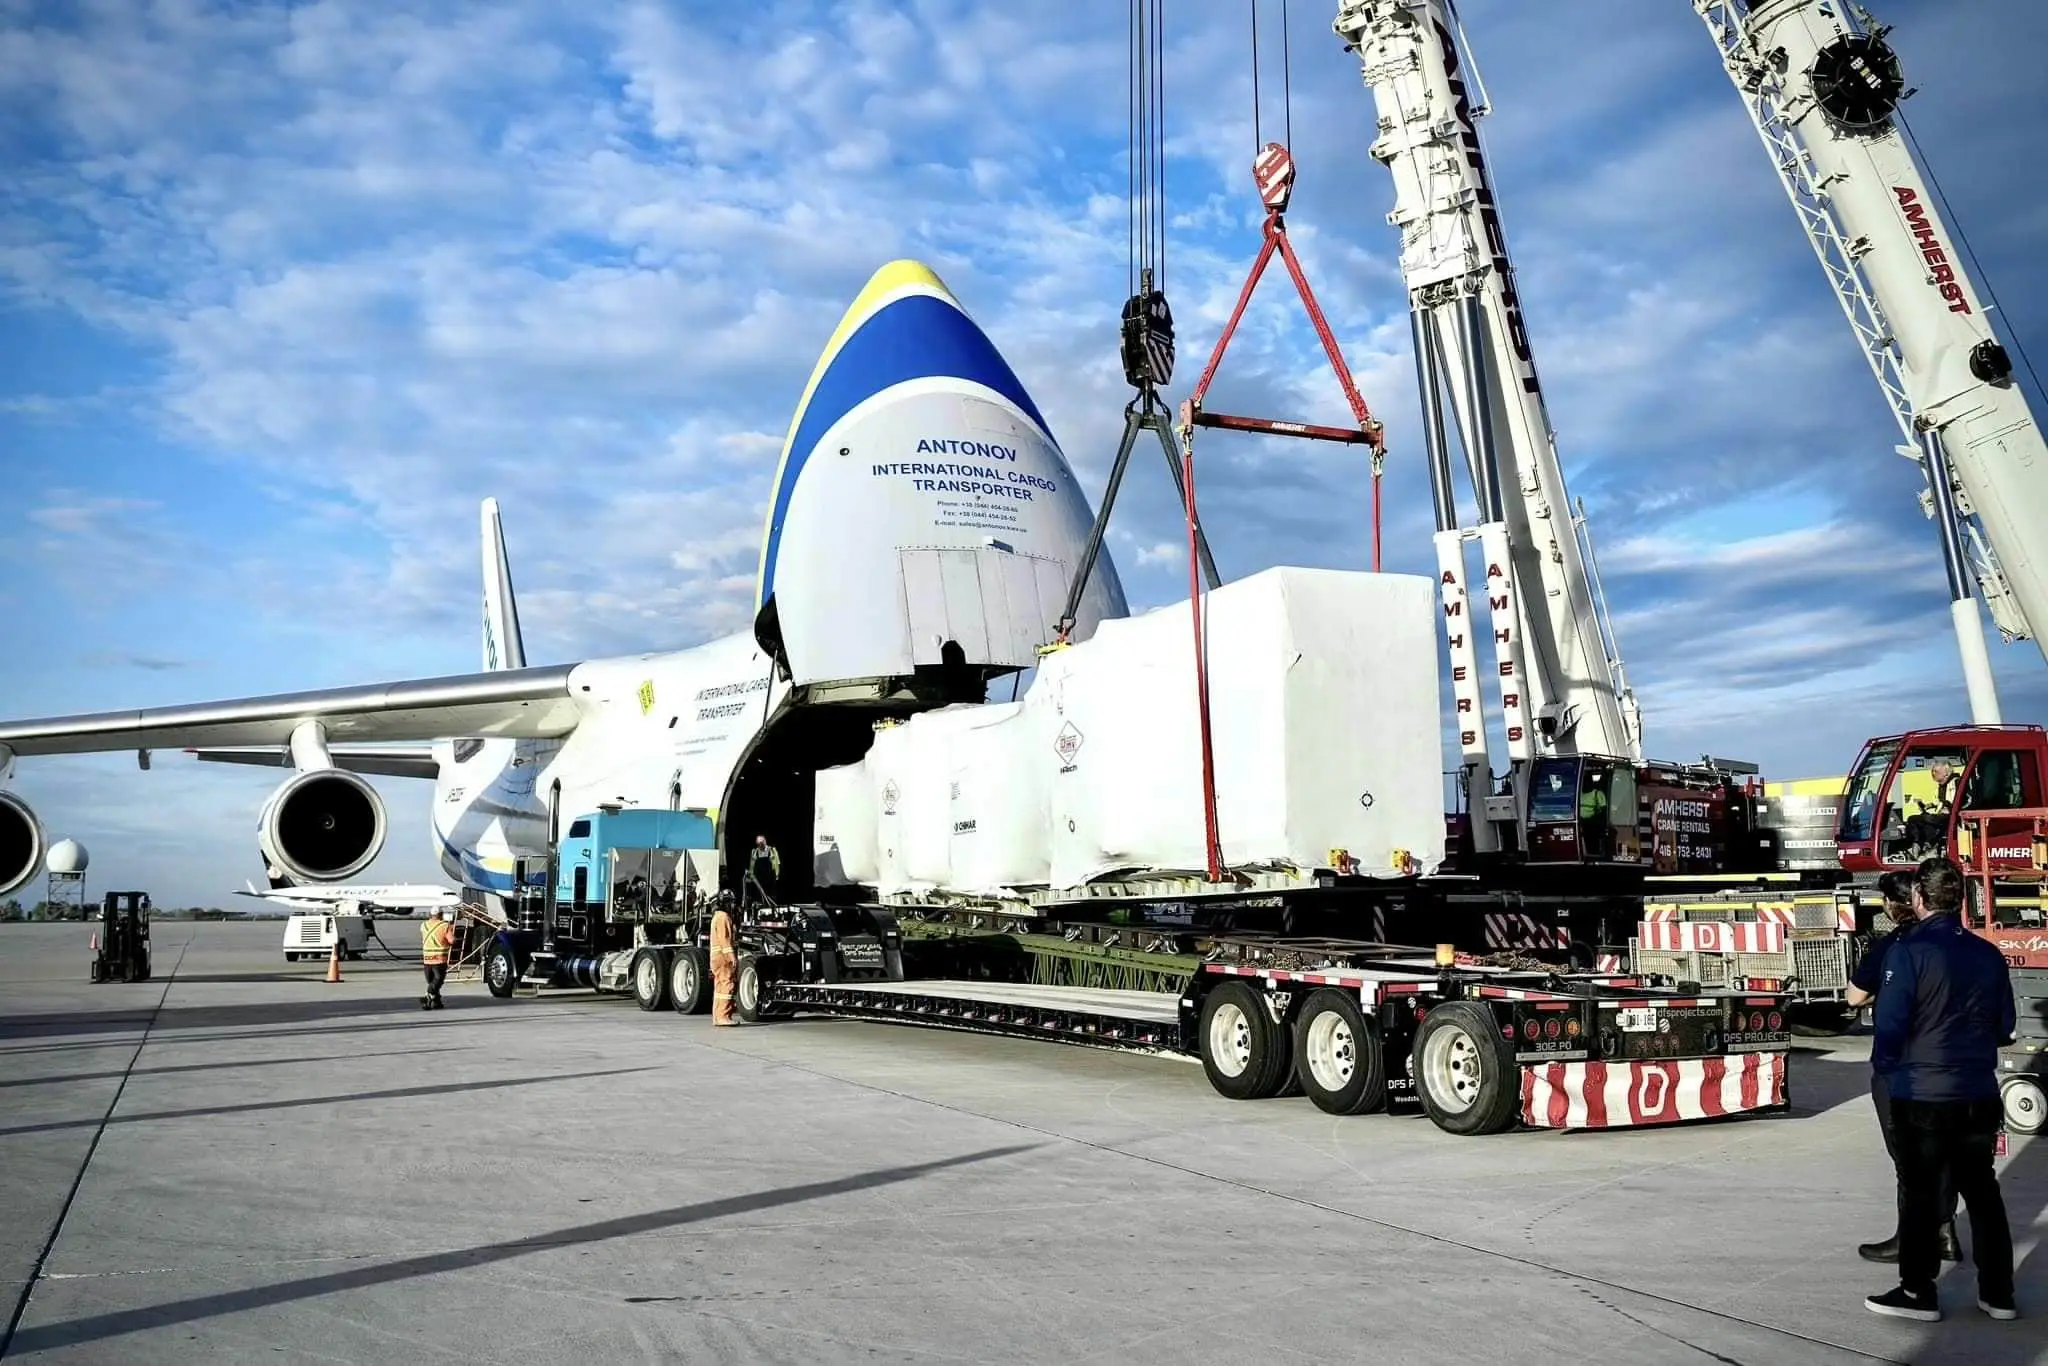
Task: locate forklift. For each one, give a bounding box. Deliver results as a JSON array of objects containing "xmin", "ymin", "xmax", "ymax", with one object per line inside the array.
[{"xmin": 89, "ymin": 891, "xmax": 153, "ymax": 983}]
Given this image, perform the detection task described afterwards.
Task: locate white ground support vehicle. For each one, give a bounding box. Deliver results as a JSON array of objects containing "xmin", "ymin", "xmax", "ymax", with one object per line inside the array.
[{"xmin": 281, "ymin": 911, "xmax": 373, "ymax": 962}]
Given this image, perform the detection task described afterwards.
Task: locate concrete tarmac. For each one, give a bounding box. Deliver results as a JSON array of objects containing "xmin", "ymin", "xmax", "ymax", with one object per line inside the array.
[{"xmin": 0, "ymin": 921, "xmax": 2040, "ymax": 1365}]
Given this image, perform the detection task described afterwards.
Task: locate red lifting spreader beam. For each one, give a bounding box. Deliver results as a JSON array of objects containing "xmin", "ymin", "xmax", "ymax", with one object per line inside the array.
[{"xmin": 1176, "ymin": 142, "xmax": 1387, "ymax": 882}]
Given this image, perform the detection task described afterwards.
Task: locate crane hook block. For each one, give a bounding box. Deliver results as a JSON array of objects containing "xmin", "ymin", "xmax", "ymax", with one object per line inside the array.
[
  {"xmin": 1254, "ymin": 142, "xmax": 1295, "ymax": 215},
  {"xmin": 1120, "ymin": 287, "xmax": 1176, "ymax": 390}
]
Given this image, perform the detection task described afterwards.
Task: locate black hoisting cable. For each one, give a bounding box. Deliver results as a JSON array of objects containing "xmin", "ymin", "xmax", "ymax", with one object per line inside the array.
[{"xmin": 1281, "ymin": 0, "xmax": 1292, "ymax": 151}]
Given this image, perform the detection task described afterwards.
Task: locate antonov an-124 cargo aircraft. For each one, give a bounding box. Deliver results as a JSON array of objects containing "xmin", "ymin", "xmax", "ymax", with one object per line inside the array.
[{"xmin": 0, "ymin": 261, "xmax": 1130, "ymax": 905}]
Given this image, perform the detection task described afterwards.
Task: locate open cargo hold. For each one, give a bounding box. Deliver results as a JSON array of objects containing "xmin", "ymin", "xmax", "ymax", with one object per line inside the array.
[{"xmin": 812, "ymin": 567, "xmax": 1446, "ymax": 901}]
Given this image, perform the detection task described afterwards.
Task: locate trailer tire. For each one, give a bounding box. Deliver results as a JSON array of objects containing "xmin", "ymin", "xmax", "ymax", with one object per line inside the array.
[
  {"xmin": 1293, "ymin": 989, "xmax": 1387, "ymax": 1116},
  {"xmin": 1198, "ymin": 981, "xmax": 1290, "ymax": 1100},
  {"xmin": 632, "ymin": 950, "xmax": 669, "ymax": 1012},
  {"xmin": 735, "ymin": 954, "xmax": 765, "ymax": 1024},
  {"xmin": 2002, "ymin": 1076, "xmax": 2045, "ymax": 1135},
  {"xmin": 1412, "ymin": 1001, "xmax": 1521, "ymax": 1136},
  {"xmin": 669, "ymin": 948, "xmax": 710, "ymax": 1015},
  {"xmin": 484, "ymin": 943, "xmax": 518, "ymax": 999}
]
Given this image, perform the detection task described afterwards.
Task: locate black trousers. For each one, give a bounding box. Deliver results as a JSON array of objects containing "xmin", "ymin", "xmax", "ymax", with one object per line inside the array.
[
  {"xmin": 423, "ymin": 963, "xmax": 447, "ymax": 1001},
  {"xmin": 1871, "ymin": 1074, "xmax": 1955, "ymax": 1230},
  {"xmin": 1893, "ymin": 1095, "xmax": 2013, "ymax": 1300}
]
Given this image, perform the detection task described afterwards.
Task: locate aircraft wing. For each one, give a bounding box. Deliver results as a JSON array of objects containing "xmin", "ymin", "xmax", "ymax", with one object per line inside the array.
[
  {"xmin": 0, "ymin": 665, "xmax": 581, "ymax": 760},
  {"xmin": 188, "ymin": 744, "xmax": 441, "ymax": 780}
]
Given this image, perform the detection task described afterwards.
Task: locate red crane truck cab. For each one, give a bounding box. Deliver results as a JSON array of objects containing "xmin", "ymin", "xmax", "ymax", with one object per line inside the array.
[{"xmin": 1835, "ymin": 725, "xmax": 2048, "ymax": 880}]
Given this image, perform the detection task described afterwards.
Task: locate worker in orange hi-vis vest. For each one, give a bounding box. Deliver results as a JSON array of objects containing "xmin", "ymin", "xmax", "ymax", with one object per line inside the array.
[
  {"xmin": 710, "ymin": 894, "xmax": 739, "ymax": 1026},
  {"xmin": 420, "ymin": 908, "xmax": 456, "ymax": 1011}
]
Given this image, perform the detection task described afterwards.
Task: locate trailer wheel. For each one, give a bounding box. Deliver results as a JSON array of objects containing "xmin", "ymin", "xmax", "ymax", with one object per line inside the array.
[
  {"xmin": 734, "ymin": 954, "xmax": 766, "ymax": 1024},
  {"xmin": 1293, "ymin": 989, "xmax": 1387, "ymax": 1116},
  {"xmin": 2003, "ymin": 1076, "xmax": 2045, "ymax": 1135},
  {"xmin": 1412, "ymin": 1001, "xmax": 1521, "ymax": 1136},
  {"xmin": 484, "ymin": 943, "xmax": 518, "ymax": 999},
  {"xmin": 1198, "ymin": 981, "xmax": 1290, "ymax": 1100},
  {"xmin": 669, "ymin": 947, "xmax": 710, "ymax": 1015},
  {"xmin": 632, "ymin": 951, "xmax": 669, "ymax": 1012}
]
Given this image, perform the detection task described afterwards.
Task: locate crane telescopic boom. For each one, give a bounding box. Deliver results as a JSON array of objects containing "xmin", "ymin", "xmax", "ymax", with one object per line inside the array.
[
  {"xmin": 1693, "ymin": 0, "xmax": 2048, "ymax": 723},
  {"xmin": 1332, "ymin": 0, "xmax": 1642, "ymax": 847}
]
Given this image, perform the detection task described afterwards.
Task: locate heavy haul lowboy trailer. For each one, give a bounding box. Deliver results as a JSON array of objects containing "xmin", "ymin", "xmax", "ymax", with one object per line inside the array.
[
  {"xmin": 483, "ymin": 806, "xmax": 1795, "ymax": 1138},
  {"xmin": 763, "ymin": 945, "xmax": 1795, "ymax": 1136}
]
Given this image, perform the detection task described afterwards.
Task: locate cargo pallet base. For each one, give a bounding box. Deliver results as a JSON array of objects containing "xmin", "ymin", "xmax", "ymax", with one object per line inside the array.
[{"xmin": 761, "ymin": 938, "xmax": 1794, "ymax": 1137}]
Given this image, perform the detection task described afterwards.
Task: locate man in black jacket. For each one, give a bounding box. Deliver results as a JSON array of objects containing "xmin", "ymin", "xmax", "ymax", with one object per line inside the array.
[
  {"xmin": 1850, "ymin": 871, "xmax": 1959, "ymax": 1265},
  {"xmin": 1865, "ymin": 857, "xmax": 2018, "ymax": 1323}
]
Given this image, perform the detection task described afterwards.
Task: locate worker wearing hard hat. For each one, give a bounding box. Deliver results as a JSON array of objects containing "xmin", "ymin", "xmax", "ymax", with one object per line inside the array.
[
  {"xmin": 709, "ymin": 892, "xmax": 739, "ymax": 1026},
  {"xmin": 420, "ymin": 908, "xmax": 456, "ymax": 1011}
]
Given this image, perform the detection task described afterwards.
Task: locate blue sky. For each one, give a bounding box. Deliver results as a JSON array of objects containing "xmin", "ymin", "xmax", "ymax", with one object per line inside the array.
[{"xmin": 2, "ymin": 0, "xmax": 2045, "ymax": 906}]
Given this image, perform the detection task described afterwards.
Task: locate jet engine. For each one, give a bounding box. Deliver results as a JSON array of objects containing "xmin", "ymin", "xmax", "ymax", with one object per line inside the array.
[
  {"xmin": 257, "ymin": 769, "xmax": 387, "ymax": 886},
  {"xmin": 0, "ymin": 791, "xmax": 45, "ymax": 897}
]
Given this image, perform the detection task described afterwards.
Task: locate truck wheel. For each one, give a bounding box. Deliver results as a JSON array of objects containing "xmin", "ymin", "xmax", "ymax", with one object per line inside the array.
[
  {"xmin": 632, "ymin": 951, "xmax": 669, "ymax": 1012},
  {"xmin": 484, "ymin": 943, "xmax": 518, "ymax": 999},
  {"xmin": 669, "ymin": 947, "xmax": 710, "ymax": 1015},
  {"xmin": 1412, "ymin": 1001, "xmax": 1521, "ymax": 1136},
  {"xmin": 735, "ymin": 954, "xmax": 765, "ymax": 1024},
  {"xmin": 1293, "ymin": 989, "xmax": 1386, "ymax": 1116},
  {"xmin": 2003, "ymin": 1076, "xmax": 2046, "ymax": 1135},
  {"xmin": 1788, "ymin": 1004, "xmax": 1856, "ymax": 1037},
  {"xmin": 1198, "ymin": 981, "xmax": 1290, "ymax": 1100}
]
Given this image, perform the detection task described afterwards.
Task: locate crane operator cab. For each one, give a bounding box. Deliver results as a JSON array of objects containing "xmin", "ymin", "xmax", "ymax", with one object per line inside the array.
[
  {"xmin": 1837, "ymin": 727, "xmax": 2047, "ymax": 876},
  {"xmin": 1523, "ymin": 756, "xmax": 1641, "ymax": 866}
]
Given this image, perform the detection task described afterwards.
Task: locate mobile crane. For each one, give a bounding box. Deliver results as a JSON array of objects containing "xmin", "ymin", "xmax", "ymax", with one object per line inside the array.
[
  {"xmin": 1328, "ymin": 1, "xmax": 1829, "ymax": 952},
  {"xmin": 1686, "ymin": 0, "xmax": 2048, "ymax": 1130},
  {"xmin": 1694, "ymin": 0, "xmax": 2048, "ymax": 725}
]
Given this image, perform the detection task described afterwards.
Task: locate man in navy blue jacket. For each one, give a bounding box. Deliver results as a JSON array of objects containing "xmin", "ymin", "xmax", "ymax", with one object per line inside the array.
[
  {"xmin": 1866, "ymin": 857, "xmax": 2017, "ymax": 1323},
  {"xmin": 1848, "ymin": 871, "xmax": 1958, "ymax": 1264}
]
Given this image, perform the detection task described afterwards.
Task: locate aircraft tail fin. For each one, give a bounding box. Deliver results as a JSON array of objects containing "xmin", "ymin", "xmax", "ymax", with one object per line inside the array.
[{"xmin": 481, "ymin": 498, "xmax": 528, "ymax": 672}]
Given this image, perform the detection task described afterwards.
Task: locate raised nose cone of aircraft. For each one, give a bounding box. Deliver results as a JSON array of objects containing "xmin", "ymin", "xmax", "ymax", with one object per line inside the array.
[{"xmin": 756, "ymin": 260, "xmax": 1127, "ymax": 689}]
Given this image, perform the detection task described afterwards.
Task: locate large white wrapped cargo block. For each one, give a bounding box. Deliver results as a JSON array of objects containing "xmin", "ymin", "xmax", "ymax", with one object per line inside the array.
[
  {"xmin": 812, "ymin": 567, "xmax": 1444, "ymax": 899},
  {"xmin": 813, "ymin": 760, "xmax": 877, "ymax": 887}
]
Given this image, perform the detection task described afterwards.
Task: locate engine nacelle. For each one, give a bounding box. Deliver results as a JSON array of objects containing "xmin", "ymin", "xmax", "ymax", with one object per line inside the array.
[
  {"xmin": 0, "ymin": 791, "xmax": 45, "ymax": 897},
  {"xmin": 257, "ymin": 769, "xmax": 387, "ymax": 886}
]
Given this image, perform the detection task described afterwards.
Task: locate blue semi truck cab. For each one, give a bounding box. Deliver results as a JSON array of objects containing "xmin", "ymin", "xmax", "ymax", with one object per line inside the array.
[{"xmin": 482, "ymin": 805, "xmax": 905, "ymax": 1017}]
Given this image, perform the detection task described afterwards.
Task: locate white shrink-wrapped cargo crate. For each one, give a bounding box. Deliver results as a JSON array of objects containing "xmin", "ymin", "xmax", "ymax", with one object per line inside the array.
[
  {"xmin": 1035, "ymin": 567, "xmax": 1443, "ymax": 888},
  {"xmin": 864, "ymin": 721, "xmax": 927, "ymax": 896},
  {"xmin": 946, "ymin": 702, "xmax": 1052, "ymax": 893},
  {"xmin": 899, "ymin": 707, "xmax": 984, "ymax": 887},
  {"xmin": 813, "ymin": 760, "xmax": 877, "ymax": 887}
]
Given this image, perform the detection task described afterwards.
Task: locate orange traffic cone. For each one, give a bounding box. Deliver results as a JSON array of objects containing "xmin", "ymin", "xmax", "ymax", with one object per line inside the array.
[{"xmin": 326, "ymin": 942, "xmax": 342, "ymax": 983}]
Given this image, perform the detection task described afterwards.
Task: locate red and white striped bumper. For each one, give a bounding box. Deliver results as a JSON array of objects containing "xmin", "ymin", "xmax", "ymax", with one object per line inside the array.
[{"xmin": 1519, "ymin": 1052, "xmax": 1788, "ymax": 1130}]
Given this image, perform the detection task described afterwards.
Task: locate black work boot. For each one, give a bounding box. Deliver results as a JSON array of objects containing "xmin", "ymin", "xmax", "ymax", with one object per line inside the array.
[
  {"xmin": 1859, "ymin": 1235, "xmax": 1900, "ymax": 1264},
  {"xmin": 1940, "ymin": 1221, "xmax": 1963, "ymax": 1264}
]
